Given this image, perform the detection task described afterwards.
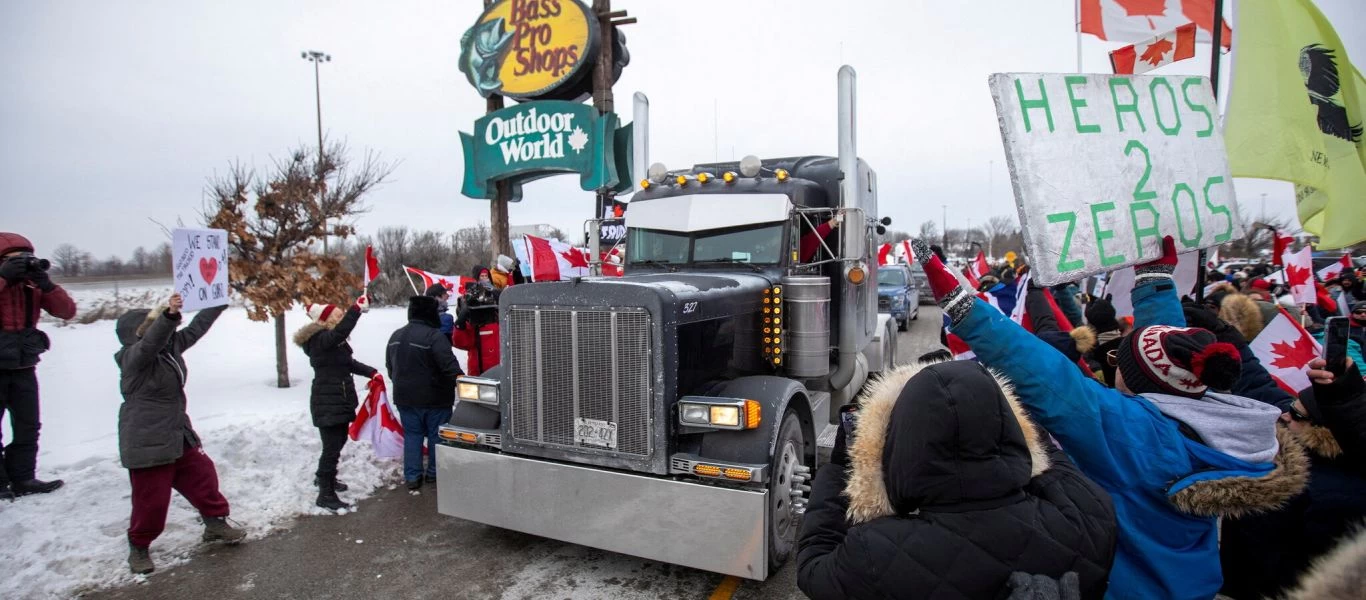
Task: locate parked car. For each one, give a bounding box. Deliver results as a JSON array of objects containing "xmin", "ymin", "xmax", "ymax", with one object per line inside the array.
[
  {"xmin": 909, "ymin": 262, "xmax": 932, "ymax": 304},
  {"xmin": 877, "ymin": 263, "xmax": 920, "ymax": 331}
]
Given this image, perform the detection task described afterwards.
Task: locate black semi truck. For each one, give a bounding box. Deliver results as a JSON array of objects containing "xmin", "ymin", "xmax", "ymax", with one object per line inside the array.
[{"xmin": 434, "ymin": 66, "xmax": 896, "ymax": 580}]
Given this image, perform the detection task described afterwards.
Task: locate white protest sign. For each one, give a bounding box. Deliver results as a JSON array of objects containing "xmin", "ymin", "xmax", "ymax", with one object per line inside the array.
[
  {"xmin": 172, "ymin": 228, "xmax": 229, "ymax": 312},
  {"xmin": 990, "ymin": 73, "xmax": 1243, "ymax": 286}
]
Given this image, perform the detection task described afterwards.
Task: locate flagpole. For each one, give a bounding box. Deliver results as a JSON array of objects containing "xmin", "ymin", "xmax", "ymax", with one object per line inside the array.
[
  {"xmin": 1075, "ymin": 0, "xmax": 1083, "ymax": 72},
  {"xmin": 1195, "ymin": 0, "xmax": 1226, "ymax": 303}
]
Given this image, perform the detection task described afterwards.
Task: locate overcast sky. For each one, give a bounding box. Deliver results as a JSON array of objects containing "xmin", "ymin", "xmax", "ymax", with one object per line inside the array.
[{"xmin": 2, "ymin": 0, "xmax": 1362, "ymax": 259}]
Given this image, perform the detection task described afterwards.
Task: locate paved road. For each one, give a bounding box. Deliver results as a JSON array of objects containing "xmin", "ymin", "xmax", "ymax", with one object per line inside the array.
[{"xmin": 90, "ymin": 307, "xmax": 945, "ymax": 600}]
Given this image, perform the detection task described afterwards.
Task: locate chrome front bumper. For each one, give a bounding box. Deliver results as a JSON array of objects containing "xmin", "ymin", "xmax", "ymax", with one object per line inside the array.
[{"xmin": 435, "ymin": 445, "xmax": 770, "ymax": 580}]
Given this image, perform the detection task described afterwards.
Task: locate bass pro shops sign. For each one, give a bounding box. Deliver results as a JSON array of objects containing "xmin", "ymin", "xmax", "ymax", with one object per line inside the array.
[
  {"xmin": 459, "ymin": 0, "xmax": 625, "ymax": 101},
  {"xmin": 990, "ymin": 73, "xmax": 1243, "ymax": 286},
  {"xmin": 460, "ymin": 101, "xmax": 632, "ymax": 200}
]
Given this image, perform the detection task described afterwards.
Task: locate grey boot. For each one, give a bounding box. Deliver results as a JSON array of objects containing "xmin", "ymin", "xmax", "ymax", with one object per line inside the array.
[
  {"xmin": 128, "ymin": 543, "xmax": 155, "ymax": 574},
  {"xmin": 201, "ymin": 516, "xmax": 246, "ymax": 544},
  {"xmin": 315, "ymin": 477, "xmax": 350, "ymax": 512}
]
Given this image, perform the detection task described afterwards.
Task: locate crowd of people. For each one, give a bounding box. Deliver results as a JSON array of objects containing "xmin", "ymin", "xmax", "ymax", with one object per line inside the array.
[{"xmin": 797, "ymin": 237, "xmax": 1366, "ymax": 599}]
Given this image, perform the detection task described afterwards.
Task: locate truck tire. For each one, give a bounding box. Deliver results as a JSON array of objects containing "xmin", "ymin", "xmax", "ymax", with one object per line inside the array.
[{"xmin": 767, "ymin": 410, "xmax": 806, "ymax": 572}]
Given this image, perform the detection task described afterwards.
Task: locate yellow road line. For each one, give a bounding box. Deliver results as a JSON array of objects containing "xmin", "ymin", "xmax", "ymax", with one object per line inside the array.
[{"xmin": 708, "ymin": 575, "xmax": 741, "ymax": 600}]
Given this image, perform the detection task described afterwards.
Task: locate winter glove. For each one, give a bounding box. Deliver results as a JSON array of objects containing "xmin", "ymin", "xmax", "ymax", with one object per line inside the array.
[
  {"xmin": 1182, "ymin": 304, "xmax": 1246, "ymax": 346},
  {"xmin": 1084, "ymin": 294, "xmax": 1120, "ymax": 333},
  {"xmin": 354, "ymin": 295, "xmax": 370, "ymax": 313},
  {"xmin": 1134, "ymin": 236, "xmax": 1178, "ymax": 284},
  {"xmin": 453, "ymin": 303, "xmax": 471, "ymax": 329},
  {"xmin": 1005, "ymin": 572, "xmax": 1081, "ymax": 600},
  {"xmin": 26, "ymin": 267, "xmax": 55, "ymax": 292},
  {"xmin": 0, "ymin": 258, "xmax": 27, "ymax": 284},
  {"xmin": 911, "ymin": 239, "xmax": 974, "ymax": 325}
]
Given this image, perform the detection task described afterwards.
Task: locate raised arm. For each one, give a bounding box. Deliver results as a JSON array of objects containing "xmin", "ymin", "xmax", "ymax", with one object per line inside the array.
[
  {"xmin": 122, "ymin": 310, "xmax": 181, "ymax": 372},
  {"xmin": 310, "ymin": 306, "xmax": 362, "ymax": 350},
  {"xmin": 173, "ymin": 304, "xmax": 226, "ymax": 352}
]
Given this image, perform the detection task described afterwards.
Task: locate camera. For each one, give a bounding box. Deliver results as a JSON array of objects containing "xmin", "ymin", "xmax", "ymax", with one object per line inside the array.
[
  {"xmin": 463, "ymin": 283, "xmax": 498, "ymax": 308},
  {"xmin": 6, "ymin": 254, "xmax": 50, "ymax": 272}
]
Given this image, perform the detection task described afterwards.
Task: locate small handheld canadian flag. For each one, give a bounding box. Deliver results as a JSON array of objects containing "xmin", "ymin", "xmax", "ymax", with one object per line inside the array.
[
  {"xmin": 1249, "ymin": 307, "xmax": 1323, "ymax": 395},
  {"xmin": 362, "ymin": 245, "xmax": 380, "ymax": 302},
  {"xmin": 1110, "ymin": 23, "xmax": 1197, "ymax": 75},
  {"xmin": 1316, "ymin": 254, "xmax": 1353, "ymax": 282}
]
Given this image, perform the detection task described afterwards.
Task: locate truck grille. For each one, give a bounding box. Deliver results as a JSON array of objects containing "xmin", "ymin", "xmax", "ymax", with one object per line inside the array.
[{"xmin": 506, "ymin": 307, "xmax": 654, "ymax": 458}]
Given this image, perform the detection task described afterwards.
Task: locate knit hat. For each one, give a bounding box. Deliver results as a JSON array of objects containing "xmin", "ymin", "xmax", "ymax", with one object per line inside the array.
[
  {"xmin": 1250, "ymin": 279, "xmax": 1272, "ymax": 291},
  {"xmin": 425, "ymin": 283, "xmax": 449, "ymax": 298},
  {"xmin": 1115, "ymin": 325, "xmax": 1242, "ymax": 398},
  {"xmin": 306, "ymin": 303, "xmax": 340, "ymax": 323},
  {"xmin": 1084, "ymin": 296, "xmax": 1120, "ymax": 334}
]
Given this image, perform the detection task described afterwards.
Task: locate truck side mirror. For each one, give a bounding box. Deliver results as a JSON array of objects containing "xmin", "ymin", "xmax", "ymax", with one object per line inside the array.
[
  {"xmin": 880, "ymin": 216, "xmax": 892, "ymax": 226},
  {"xmin": 876, "ymin": 225, "xmax": 886, "ymax": 235}
]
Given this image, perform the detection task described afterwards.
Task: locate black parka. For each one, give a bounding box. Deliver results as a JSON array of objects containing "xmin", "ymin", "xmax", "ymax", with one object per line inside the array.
[
  {"xmin": 797, "ymin": 361, "xmax": 1118, "ymax": 600},
  {"xmin": 386, "ymin": 296, "xmax": 463, "ymax": 408},
  {"xmin": 114, "ymin": 305, "xmax": 225, "ymax": 469},
  {"xmin": 294, "ymin": 306, "xmax": 378, "ymax": 427}
]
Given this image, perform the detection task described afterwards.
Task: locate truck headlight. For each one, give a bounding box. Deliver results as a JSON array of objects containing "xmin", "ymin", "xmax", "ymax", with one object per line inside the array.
[
  {"xmin": 456, "ymin": 376, "xmax": 499, "ymax": 405},
  {"xmin": 677, "ymin": 398, "xmax": 761, "ymax": 430}
]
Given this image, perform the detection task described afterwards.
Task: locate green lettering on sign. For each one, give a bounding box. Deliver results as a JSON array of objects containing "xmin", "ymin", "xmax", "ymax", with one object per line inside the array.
[
  {"xmin": 1203, "ymin": 176, "xmax": 1234, "ymax": 242},
  {"xmin": 1047, "ymin": 212, "xmax": 1084, "ymax": 272},
  {"xmin": 1015, "ymin": 78, "xmax": 1054, "ymax": 133},
  {"xmin": 1064, "ymin": 76, "xmax": 1100, "ymax": 134},
  {"xmin": 1171, "ymin": 183, "xmax": 1203, "ymax": 248},
  {"xmin": 1149, "ymin": 78, "xmax": 1182, "ymax": 136},
  {"xmin": 1109, "ymin": 78, "xmax": 1145, "ymax": 133},
  {"xmin": 1129, "ymin": 201, "xmax": 1161, "ymax": 259},
  {"xmin": 1091, "ymin": 202, "xmax": 1125, "ymax": 266},
  {"xmin": 1181, "ymin": 78, "xmax": 1214, "ymax": 138},
  {"xmin": 1124, "ymin": 140, "xmax": 1157, "ymax": 202}
]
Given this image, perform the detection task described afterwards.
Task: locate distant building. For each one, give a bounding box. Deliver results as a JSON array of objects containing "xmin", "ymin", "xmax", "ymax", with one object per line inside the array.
[{"xmin": 510, "ymin": 224, "xmax": 566, "ymax": 241}]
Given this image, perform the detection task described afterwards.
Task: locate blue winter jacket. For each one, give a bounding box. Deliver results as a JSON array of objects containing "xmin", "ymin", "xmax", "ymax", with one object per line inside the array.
[{"xmin": 953, "ymin": 278, "xmax": 1304, "ymax": 600}]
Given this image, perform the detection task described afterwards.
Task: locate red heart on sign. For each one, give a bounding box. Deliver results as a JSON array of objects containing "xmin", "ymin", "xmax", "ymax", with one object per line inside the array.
[{"xmin": 199, "ymin": 257, "xmax": 219, "ymax": 283}]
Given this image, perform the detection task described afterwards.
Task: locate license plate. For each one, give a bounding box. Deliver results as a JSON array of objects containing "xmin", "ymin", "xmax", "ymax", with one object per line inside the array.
[{"xmin": 574, "ymin": 417, "xmax": 617, "ymax": 449}]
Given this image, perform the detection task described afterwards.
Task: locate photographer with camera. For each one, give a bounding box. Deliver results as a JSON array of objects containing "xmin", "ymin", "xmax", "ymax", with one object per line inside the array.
[
  {"xmin": 0, "ymin": 233, "xmax": 76, "ymax": 500},
  {"xmin": 452, "ymin": 273, "xmax": 500, "ymax": 376}
]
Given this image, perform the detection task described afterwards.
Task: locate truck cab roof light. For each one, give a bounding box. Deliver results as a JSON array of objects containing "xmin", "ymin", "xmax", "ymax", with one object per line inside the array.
[
  {"xmin": 723, "ymin": 171, "xmax": 738, "ymax": 184},
  {"xmin": 675, "ymin": 175, "xmax": 689, "ymax": 186},
  {"xmin": 775, "ymin": 168, "xmax": 790, "ymax": 182},
  {"xmin": 696, "ymin": 172, "xmax": 714, "ymax": 184},
  {"xmin": 640, "ymin": 178, "xmax": 652, "ymax": 190}
]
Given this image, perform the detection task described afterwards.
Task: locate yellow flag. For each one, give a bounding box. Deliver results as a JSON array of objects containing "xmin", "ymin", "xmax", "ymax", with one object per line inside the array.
[{"xmin": 1225, "ymin": 0, "xmax": 1366, "ymax": 248}]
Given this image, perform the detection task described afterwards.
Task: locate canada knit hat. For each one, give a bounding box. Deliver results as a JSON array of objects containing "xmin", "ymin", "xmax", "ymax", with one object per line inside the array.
[
  {"xmin": 1116, "ymin": 325, "xmax": 1242, "ymax": 398},
  {"xmin": 306, "ymin": 303, "xmax": 340, "ymax": 323}
]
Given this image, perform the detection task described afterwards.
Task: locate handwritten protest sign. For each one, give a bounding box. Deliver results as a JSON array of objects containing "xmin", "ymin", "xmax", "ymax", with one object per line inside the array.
[
  {"xmin": 990, "ymin": 73, "xmax": 1243, "ymax": 286},
  {"xmin": 172, "ymin": 228, "xmax": 229, "ymax": 312}
]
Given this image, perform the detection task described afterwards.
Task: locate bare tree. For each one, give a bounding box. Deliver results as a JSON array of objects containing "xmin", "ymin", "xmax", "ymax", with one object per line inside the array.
[
  {"xmin": 916, "ymin": 220, "xmax": 939, "ymax": 244},
  {"xmin": 130, "ymin": 246, "xmax": 149, "ymax": 273},
  {"xmin": 203, "ymin": 142, "xmax": 392, "ymax": 388},
  {"xmin": 981, "ymin": 215, "xmax": 1019, "ymax": 259},
  {"xmin": 51, "ymin": 244, "xmax": 83, "ymax": 277},
  {"xmin": 1225, "ymin": 213, "xmax": 1295, "ymax": 258}
]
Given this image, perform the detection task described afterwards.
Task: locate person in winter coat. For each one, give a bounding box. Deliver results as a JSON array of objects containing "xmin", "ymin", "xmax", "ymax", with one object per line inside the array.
[
  {"xmin": 386, "ymin": 295, "xmax": 464, "ymax": 490},
  {"xmin": 1219, "ymin": 357, "xmax": 1366, "ymax": 598},
  {"xmin": 293, "ymin": 297, "xmax": 378, "ymax": 511},
  {"xmin": 1052, "ymin": 282, "xmax": 1084, "ymax": 328},
  {"xmin": 1181, "ymin": 303, "xmax": 1296, "ymax": 412},
  {"xmin": 797, "ymin": 360, "xmax": 1118, "ymax": 599},
  {"xmin": 114, "ymin": 294, "xmax": 243, "ymax": 574},
  {"xmin": 1083, "ymin": 295, "xmax": 1124, "ymax": 386},
  {"xmin": 911, "ymin": 237, "xmax": 1310, "ymax": 600},
  {"xmin": 425, "ymin": 283, "xmax": 454, "ymax": 336},
  {"xmin": 1279, "ymin": 525, "xmax": 1366, "ymax": 600},
  {"xmin": 489, "ymin": 255, "xmax": 524, "ymax": 289},
  {"xmin": 0, "ymin": 233, "xmax": 76, "ymax": 500},
  {"xmin": 451, "ymin": 287, "xmax": 500, "ymax": 376}
]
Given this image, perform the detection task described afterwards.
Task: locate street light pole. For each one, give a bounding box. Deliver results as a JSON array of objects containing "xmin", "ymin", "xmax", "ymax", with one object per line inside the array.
[
  {"xmin": 941, "ymin": 204, "xmax": 948, "ymax": 251},
  {"xmin": 302, "ymin": 50, "xmax": 332, "ymax": 253}
]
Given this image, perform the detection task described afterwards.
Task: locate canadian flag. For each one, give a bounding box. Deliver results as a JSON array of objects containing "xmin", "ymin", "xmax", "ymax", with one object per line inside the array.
[
  {"xmin": 1249, "ymin": 307, "xmax": 1323, "ymax": 395},
  {"xmin": 901, "ymin": 240, "xmax": 915, "ymax": 263},
  {"xmin": 522, "ymin": 235, "xmax": 590, "ymax": 282},
  {"xmin": 1272, "ymin": 232, "xmax": 1293, "ymax": 266},
  {"xmin": 877, "ymin": 243, "xmax": 893, "ymax": 266},
  {"xmin": 1316, "ymin": 254, "xmax": 1353, "ymax": 282},
  {"xmin": 970, "ymin": 252, "xmax": 991, "ymax": 280},
  {"xmin": 1205, "ymin": 246, "xmax": 1220, "ymax": 270},
  {"xmin": 362, "ymin": 245, "xmax": 381, "ymax": 304},
  {"xmin": 1110, "ymin": 22, "xmax": 1197, "ymax": 75},
  {"xmin": 1081, "ymin": 0, "xmax": 1231, "ymax": 49},
  {"xmin": 349, "ymin": 377, "xmax": 404, "ymax": 459},
  {"xmin": 601, "ymin": 246, "xmax": 624, "ymax": 277},
  {"xmin": 963, "ymin": 267, "xmax": 981, "ymax": 291},
  {"xmin": 404, "ymin": 266, "xmax": 473, "ymax": 295},
  {"xmin": 1282, "ymin": 246, "xmax": 1316, "ymax": 305}
]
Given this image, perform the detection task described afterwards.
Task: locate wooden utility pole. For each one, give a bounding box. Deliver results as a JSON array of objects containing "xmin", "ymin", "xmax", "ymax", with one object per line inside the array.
[
  {"xmin": 590, "ymin": 0, "xmax": 634, "ymax": 254},
  {"xmin": 486, "ymin": 0, "xmax": 514, "ymax": 261}
]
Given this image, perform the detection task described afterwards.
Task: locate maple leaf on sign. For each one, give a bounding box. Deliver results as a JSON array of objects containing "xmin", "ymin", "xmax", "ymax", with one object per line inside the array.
[
  {"xmin": 1140, "ymin": 38, "xmax": 1174, "ymax": 66},
  {"xmin": 567, "ymin": 127, "xmax": 589, "ymax": 154},
  {"xmin": 1286, "ymin": 265, "xmax": 1311, "ymax": 288},
  {"xmin": 560, "ymin": 248, "xmax": 589, "ymax": 269},
  {"xmin": 1269, "ymin": 336, "xmax": 1318, "ymax": 370}
]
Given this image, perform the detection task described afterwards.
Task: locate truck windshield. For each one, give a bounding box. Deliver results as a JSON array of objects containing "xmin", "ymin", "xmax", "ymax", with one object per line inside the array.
[
  {"xmin": 628, "ymin": 223, "xmax": 785, "ymax": 266},
  {"xmin": 877, "ymin": 268, "xmax": 906, "ymax": 286}
]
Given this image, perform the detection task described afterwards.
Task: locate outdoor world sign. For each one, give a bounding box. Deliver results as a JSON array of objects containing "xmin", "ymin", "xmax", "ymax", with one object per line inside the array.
[
  {"xmin": 990, "ymin": 73, "xmax": 1244, "ymax": 286},
  {"xmin": 460, "ymin": 100, "xmax": 632, "ymax": 200},
  {"xmin": 459, "ymin": 0, "xmax": 597, "ymax": 100}
]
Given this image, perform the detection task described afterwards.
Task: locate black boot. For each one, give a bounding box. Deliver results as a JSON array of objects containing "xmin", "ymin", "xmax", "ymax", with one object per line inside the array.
[
  {"xmin": 12, "ymin": 478, "xmax": 63, "ymax": 496},
  {"xmin": 128, "ymin": 543, "xmax": 155, "ymax": 574},
  {"xmin": 0, "ymin": 484, "xmax": 14, "ymax": 502},
  {"xmin": 313, "ymin": 475, "xmax": 348, "ymax": 492},
  {"xmin": 315, "ymin": 477, "xmax": 350, "ymax": 512}
]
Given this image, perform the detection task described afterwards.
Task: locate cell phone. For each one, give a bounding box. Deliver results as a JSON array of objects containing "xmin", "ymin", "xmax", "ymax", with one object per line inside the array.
[
  {"xmin": 839, "ymin": 404, "xmax": 860, "ymax": 438},
  {"xmin": 1323, "ymin": 316, "xmax": 1349, "ymax": 371}
]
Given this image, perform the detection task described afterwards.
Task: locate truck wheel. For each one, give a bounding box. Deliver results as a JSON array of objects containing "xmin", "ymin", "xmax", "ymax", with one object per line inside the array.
[{"xmin": 767, "ymin": 411, "xmax": 807, "ymax": 572}]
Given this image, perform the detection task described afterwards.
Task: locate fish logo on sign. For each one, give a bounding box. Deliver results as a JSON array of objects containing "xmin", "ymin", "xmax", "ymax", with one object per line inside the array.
[{"xmin": 458, "ymin": 0, "xmax": 598, "ymax": 100}]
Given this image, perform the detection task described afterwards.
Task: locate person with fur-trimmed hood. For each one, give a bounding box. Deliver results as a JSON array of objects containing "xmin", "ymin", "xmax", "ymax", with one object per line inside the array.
[
  {"xmin": 1219, "ymin": 356, "xmax": 1366, "ymax": 598},
  {"xmin": 114, "ymin": 294, "xmax": 242, "ymax": 574},
  {"xmin": 294, "ymin": 296, "xmax": 378, "ymax": 512},
  {"xmin": 911, "ymin": 237, "xmax": 1310, "ymax": 599},
  {"xmin": 797, "ymin": 360, "xmax": 1118, "ymax": 599}
]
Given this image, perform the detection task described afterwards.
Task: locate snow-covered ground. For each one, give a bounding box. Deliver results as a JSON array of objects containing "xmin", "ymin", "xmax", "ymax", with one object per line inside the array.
[{"xmin": 1, "ymin": 287, "xmax": 456, "ymax": 600}]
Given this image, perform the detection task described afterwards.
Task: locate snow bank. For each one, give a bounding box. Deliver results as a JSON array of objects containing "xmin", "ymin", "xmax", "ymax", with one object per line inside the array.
[{"xmin": 0, "ymin": 304, "xmax": 458, "ymax": 599}]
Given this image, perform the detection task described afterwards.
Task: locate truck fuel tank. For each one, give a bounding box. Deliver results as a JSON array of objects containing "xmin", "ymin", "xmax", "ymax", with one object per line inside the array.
[{"xmin": 780, "ymin": 275, "xmax": 831, "ymax": 378}]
